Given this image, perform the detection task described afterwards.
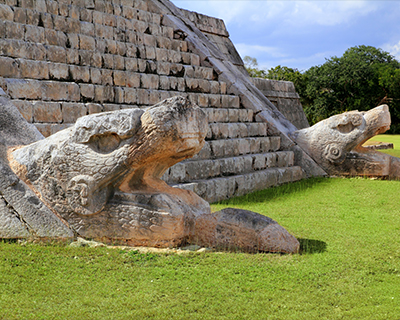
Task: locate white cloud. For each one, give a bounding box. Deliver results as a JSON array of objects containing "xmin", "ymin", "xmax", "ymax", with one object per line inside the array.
[
  {"xmin": 382, "ymin": 41, "xmax": 400, "ymax": 60},
  {"xmin": 235, "ymin": 43, "xmax": 288, "ymax": 59}
]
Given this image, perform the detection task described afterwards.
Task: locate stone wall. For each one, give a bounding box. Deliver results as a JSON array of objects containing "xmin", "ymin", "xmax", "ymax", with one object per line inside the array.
[
  {"xmin": 252, "ymin": 78, "xmax": 309, "ymax": 130},
  {"xmin": 0, "ymin": 0, "xmax": 313, "ymax": 202}
]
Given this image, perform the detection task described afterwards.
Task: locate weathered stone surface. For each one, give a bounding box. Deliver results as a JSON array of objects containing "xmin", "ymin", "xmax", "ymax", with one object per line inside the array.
[
  {"xmin": 290, "ymin": 105, "xmax": 400, "ymax": 178},
  {"xmin": 192, "ymin": 208, "xmax": 299, "ymax": 253},
  {"xmin": 10, "ymin": 96, "xmax": 209, "ymax": 246},
  {"xmin": 0, "ymin": 95, "xmax": 74, "ymax": 239},
  {"xmin": 1, "ymin": 96, "xmax": 299, "ymax": 253}
]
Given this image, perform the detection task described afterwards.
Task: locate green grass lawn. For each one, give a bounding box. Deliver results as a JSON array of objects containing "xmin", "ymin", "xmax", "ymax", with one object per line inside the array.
[
  {"xmin": 366, "ymin": 134, "xmax": 400, "ymax": 157},
  {"xmin": 1, "ymin": 177, "xmax": 400, "ymax": 319}
]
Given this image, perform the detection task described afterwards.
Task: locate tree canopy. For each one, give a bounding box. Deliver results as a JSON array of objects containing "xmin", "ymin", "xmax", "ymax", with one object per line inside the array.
[{"xmin": 244, "ymin": 46, "xmax": 400, "ymax": 132}]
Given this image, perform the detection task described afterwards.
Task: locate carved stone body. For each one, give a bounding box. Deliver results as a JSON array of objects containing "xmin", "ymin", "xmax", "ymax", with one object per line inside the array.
[
  {"xmin": 290, "ymin": 105, "xmax": 400, "ymax": 178},
  {"xmin": 6, "ymin": 96, "xmax": 299, "ymax": 253}
]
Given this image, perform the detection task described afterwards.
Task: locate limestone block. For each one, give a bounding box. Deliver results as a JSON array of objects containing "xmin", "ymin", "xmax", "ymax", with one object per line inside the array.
[
  {"xmin": 33, "ymin": 101, "xmax": 62, "ymax": 123},
  {"xmin": 197, "ymin": 94, "xmax": 208, "ymax": 107},
  {"xmin": 13, "ymin": 100, "xmax": 33, "ymax": 122},
  {"xmin": 168, "ymin": 162, "xmax": 186, "ymax": 183},
  {"xmin": 181, "ymin": 52, "xmax": 190, "ymax": 65},
  {"xmin": 0, "ymin": 57, "xmax": 20, "ymax": 78},
  {"xmin": 137, "ymin": 88, "xmax": 149, "ymax": 105},
  {"xmin": 188, "ymin": 93, "xmax": 198, "ymax": 106},
  {"xmin": 66, "ymin": 33, "xmax": 79, "ymax": 49},
  {"xmin": 220, "ymin": 157, "xmax": 236, "ymax": 176},
  {"xmin": 177, "ymin": 78, "xmax": 186, "ymax": 92},
  {"xmin": 79, "ymin": 34, "xmax": 95, "ymax": 50},
  {"xmin": 69, "ymin": 5, "xmax": 79, "ymax": 19},
  {"xmin": 169, "ymin": 51, "xmax": 182, "ymax": 64},
  {"xmin": 102, "ymin": 54, "xmax": 114, "ymax": 69},
  {"xmin": 252, "ymin": 154, "xmax": 266, "ymax": 170},
  {"xmin": 49, "ymin": 63, "xmax": 69, "ymax": 80},
  {"xmin": 149, "ymin": 90, "xmax": 160, "ymax": 105},
  {"xmin": 69, "ymin": 65, "xmax": 90, "ymax": 83},
  {"xmin": 157, "ymin": 62, "xmax": 170, "ymax": 76},
  {"xmin": 25, "ymin": 25, "xmax": 45, "ymax": 43},
  {"xmin": 0, "ymin": 4, "xmax": 13, "ymax": 21},
  {"xmin": 156, "ymin": 36, "xmax": 170, "ymax": 49},
  {"xmin": 162, "ymin": 25, "xmax": 173, "ymax": 39},
  {"xmin": 159, "ymin": 90, "xmax": 171, "ymax": 101},
  {"xmin": 112, "ymin": 55, "xmax": 125, "ymax": 70},
  {"xmin": 122, "ymin": 5, "xmax": 135, "ymax": 19},
  {"xmin": 80, "ymin": 83, "xmax": 95, "ymax": 101},
  {"xmin": 13, "ymin": 7, "xmax": 26, "ymax": 24},
  {"xmin": 117, "ymin": 42, "xmax": 127, "ymax": 57},
  {"xmin": 170, "ymin": 63, "xmax": 184, "ymax": 76},
  {"xmin": 113, "ymin": 70, "xmax": 126, "ymax": 86},
  {"xmin": 5, "ymin": 21, "xmax": 24, "ymax": 39},
  {"xmin": 62, "ymin": 102, "xmax": 87, "ymax": 123},
  {"xmin": 125, "ymin": 72, "xmax": 139, "ymax": 88},
  {"xmin": 46, "ymin": 45, "xmax": 66, "ymax": 63},
  {"xmin": 195, "ymin": 141, "xmax": 211, "ymax": 159},
  {"xmin": 86, "ymin": 102, "xmax": 103, "ymax": 114},
  {"xmin": 26, "ymin": 8, "xmax": 40, "ymax": 25},
  {"xmin": 95, "ymin": 37, "xmax": 106, "ymax": 52},
  {"xmin": 101, "ymin": 69, "xmax": 113, "ymax": 85},
  {"xmin": 213, "ymin": 109, "xmax": 228, "ymax": 122},
  {"xmin": 91, "ymin": 51, "xmax": 102, "ymax": 68},
  {"xmin": 159, "ymin": 76, "xmax": 170, "ymax": 90},
  {"xmin": 238, "ymin": 139, "xmax": 250, "ymax": 155},
  {"xmin": 125, "ymin": 57, "xmax": 138, "ymax": 72},
  {"xmin": 104, "ymin": 13, "xmax": 116, "ymax": 27},
  {"xmin": 209, "ymin": 139, "xmax": 225, "ymax": 158},
  {"xmin": 208, "ymin": 94, "xmax": 221, "ymax": 108},
  {"xmin": 247, "ymin": 138, "xmax": 259, "ymax": 154},
  {"xmin": 185, "ymin": 160, "xmax": 220, "ymax": 180},
  {"xmin": 5, "ymin": 78, "xmax": 42, "ymax": 100},
  {"xmin": 140, "ymin": 74, "xmax": 159, "ymax": 90},
  {"xmin": 146, "ymin": 60, "xmax": 157, "ymax": 73},
  {"xmin": 198, "ymin": 79, "xmax": 211, "ymax": 93},
  {"xmin": 227, "ymin": 123, "xmax": 240, "ymax": 138},
  {"xmin": 16, "ymin": 59, "xmax": 48, "ymax": 80},
  {"xmin": 259, "ymin": 137, "xmax": 271, "ymax": 153},
  {"xmin": 133, "ymin": 19, "xmax": 146, "ymax": 33},
  {"xmin": 94, "ymin": 85, "xmax": 114, "ymax": 103},
  {"xmin": 79, "ymin": 50, "xmax": 92, "ymax": 66},
  {"xmin": 114, "ymin": 87, "xmax": 125, "ymax": 104},
  {"xmin": 103, "ymin": 104, "xmax": 120, "ymax": 112},
  {"xmin": 270, "ymin": 136, "xmax": 281, "ymax": 151},
  {"xmin": 53, "ymin": 15, "xmax": 68, "ymax": 33},
  {"xmin": 90, "ymin": 67, "xmax": 102, "ymax": 84},
  {"xmin": 265, "ymin": 153, "xmax": 277, "ymax": 168},
  {"xmin": 125, "ymin": 88, "xmax": 137, "ymax": 104}
]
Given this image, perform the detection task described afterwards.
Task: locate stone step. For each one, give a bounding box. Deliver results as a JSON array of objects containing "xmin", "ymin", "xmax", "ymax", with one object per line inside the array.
[
  {"xmin": 192, "ymin": 136, "xmax": 281, "ymax": 160},
  {"xmin": 163, "ymin": 150, "xmax": 294, "ymax": 184},
  {"xmin": 171, "ymin": 166, "xmax": 305, "ymax": 203}
]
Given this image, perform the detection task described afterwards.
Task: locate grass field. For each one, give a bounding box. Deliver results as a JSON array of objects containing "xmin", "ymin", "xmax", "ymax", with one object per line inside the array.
[
  {"xmin": 1, "ymin": 135, "xmax": 400, "ymax": 319},
  {"xmin": 365, "ymin": 134, "xmax": 400, "ymax": 157},
  {"xmin": 1, "ymin": 177, "xmax": 400, "ymax": 319}
]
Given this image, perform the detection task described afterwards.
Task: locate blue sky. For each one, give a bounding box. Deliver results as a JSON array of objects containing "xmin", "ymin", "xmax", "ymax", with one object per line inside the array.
[{"xmin": 172, "ymin": 1, "xmax": 400, "ymax": 72}]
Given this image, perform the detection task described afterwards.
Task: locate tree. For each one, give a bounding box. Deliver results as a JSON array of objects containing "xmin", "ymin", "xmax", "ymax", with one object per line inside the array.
[
  {"xmin": 303, "ymin": 45, "xmax": 400, "ymax": 130},
  {"xmin": 243, "ymin": 56, "xmax": 267, "ymax": 78}
]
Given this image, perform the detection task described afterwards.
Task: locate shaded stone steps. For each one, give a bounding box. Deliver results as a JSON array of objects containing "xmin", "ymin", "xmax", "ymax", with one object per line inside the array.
[
  {"xmin": 163, "ymin": 150, "xmax": 294, "ymax": 184},
  {"xmin": 172, "ymin": 166, "xmax": 304, "ymax": 203}
]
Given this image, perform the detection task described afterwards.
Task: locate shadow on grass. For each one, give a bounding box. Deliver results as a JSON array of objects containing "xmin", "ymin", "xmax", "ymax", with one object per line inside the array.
[{"xmin": 298, "ymin": 238, "xmax": 327, "ymax": 254}]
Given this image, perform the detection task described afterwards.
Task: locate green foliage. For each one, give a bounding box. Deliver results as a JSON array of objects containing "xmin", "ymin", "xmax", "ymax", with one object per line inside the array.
[
  {"xmin": 244, "ymin": 46, "xmax": 400, "ymax": 131},
  {"xmin": 1, "ymin": 176, "xmax": 400, "ymax": 319},
  {"xmin": 303, "ymin": 46, "xmax": 400, "ymax": 128},
  {"xmin": 243, "ymin": 55, "xmax": 267, "ymax": 78}
]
